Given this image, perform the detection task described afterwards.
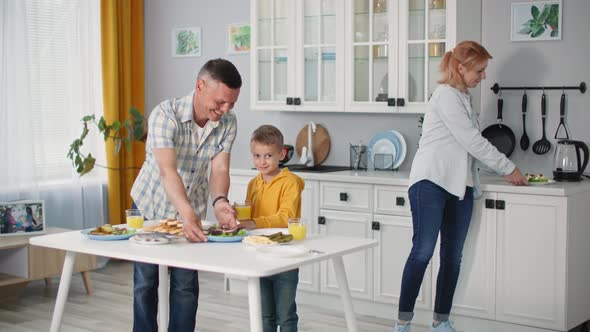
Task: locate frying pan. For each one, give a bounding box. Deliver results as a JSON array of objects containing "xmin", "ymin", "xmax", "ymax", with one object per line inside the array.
[{"xmin": 482, "ymin": 96, "xmax": 516, "ymax": 157}]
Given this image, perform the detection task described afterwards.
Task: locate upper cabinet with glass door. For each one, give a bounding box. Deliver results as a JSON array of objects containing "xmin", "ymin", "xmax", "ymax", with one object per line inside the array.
[
  {"xmin": 250, "ymin": 0, "xmax": 345, "ymax": 112},
  {"xmin": 346, "ymin": 0, "xmax": 455, "ymax": 113}
]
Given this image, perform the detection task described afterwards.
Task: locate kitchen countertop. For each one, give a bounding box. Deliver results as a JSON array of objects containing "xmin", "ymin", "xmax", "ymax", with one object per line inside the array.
[{"xmin": 230, "ymin": 168, "xmax": 590, "ymax": 197}]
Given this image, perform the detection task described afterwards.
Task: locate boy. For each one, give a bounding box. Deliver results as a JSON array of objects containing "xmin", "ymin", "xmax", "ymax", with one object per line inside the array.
[{"xmin": 239, "ymin": 125, "xmax": 305, "ymax": 332}]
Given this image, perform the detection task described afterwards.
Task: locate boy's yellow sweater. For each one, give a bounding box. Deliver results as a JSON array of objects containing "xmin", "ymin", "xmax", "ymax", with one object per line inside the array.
[{"xmin": 246, "ymin": 168, "xmax": 305, "ymax": 229}]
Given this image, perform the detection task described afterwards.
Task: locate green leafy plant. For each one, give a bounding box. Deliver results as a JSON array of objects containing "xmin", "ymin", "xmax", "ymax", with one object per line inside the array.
[
  {"xmin": 519, "ymin": 4, "xmax": 559, "ymax": 38},
  {"xmin": 67, "ymin": 108, "xmax": 145, "ymax": 176}
]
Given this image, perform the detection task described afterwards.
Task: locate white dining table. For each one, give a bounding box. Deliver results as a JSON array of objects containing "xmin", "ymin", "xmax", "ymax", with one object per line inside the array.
[{"xmin": 29, "ymin": 230, "xmax": 377, "ymax": 332}]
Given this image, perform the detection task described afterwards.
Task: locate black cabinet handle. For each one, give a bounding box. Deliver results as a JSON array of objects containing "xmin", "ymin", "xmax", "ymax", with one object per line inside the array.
[
  {"xmin": 372, "ymin": 221, "xmax": 381, "ymax": 230},
  {"xmin": 485, "ymin": 199, "xmax": 495, "ymax": 209},
  {"xmin": 397, "ymin": 98, "xmax": 405, "ymax": 106},
  {"xmin": 396, "ymin": 197, "xmax": 405, "ymax": 206},
  {"xmin": 294, "ymin": 97, "xmax": 301, "ymax": 105},
  {"xmin": 339, "ymin": 192, "xmax": 348, "ymax": 201},
  {"xmin": 495, "ymin": 200, "xmax": 505, "ymax": 210},
  {"xmin": 318, "ymin": 216, "xmax": 326, "ymax": 225},
  {"xmin": 387, "ymin": 98, "xmax": 396, "ymax": 106},
  {"xmin": 286, "ymin": 97, "xmax": 293, "ymax": 105}
]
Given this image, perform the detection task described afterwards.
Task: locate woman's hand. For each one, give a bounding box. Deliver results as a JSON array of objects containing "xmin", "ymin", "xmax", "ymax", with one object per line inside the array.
[{"xmin": 504, "ymin": 167, "xmax": 528, "ymax": 186}]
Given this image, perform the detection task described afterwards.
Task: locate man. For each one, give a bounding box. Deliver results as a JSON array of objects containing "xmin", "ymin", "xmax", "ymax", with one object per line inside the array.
[{"xmin": 130, "ymin": 58, "xmax": 241, "ymax": 332}]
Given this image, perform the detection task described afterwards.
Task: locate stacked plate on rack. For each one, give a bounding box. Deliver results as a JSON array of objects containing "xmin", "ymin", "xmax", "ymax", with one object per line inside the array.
[{"xmin": 367, "ymin": 130, "xmax": 407, "ymax": 170}]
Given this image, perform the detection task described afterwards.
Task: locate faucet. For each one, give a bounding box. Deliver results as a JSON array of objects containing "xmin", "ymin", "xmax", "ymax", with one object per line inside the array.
[{"xmin": 299, "ymin": 121, "xmax": 316, "ymax": 167}]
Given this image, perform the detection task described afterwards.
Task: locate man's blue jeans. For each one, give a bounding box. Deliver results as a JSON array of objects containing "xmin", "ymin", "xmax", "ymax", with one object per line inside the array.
[
  {"xmin": 260, "ymin": 269, "xmax": 299, "ymax": 332},
  {"xmin": 133, "ymin": 262, "xmax": 199, "ymax": 332},
  {"xmin": 398, "ymin": 180, "xmax": 473, "ymax": 322}
]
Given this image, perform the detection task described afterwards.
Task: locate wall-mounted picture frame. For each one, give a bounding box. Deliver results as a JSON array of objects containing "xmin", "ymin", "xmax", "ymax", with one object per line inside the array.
[
  {"xmin": 1, "ymin": 200, "xmax": 45, "ymax": 237},
  {"xmin": 172, "ymin": 27, "xmax": 202, "ymax": 57},
  {"xmin": 227, "ymin": 23, "xmax": 250, "ymax": 54},
  {"xmin": 511, "ymin": 1, "xmax": 562, "ymax": 41}
]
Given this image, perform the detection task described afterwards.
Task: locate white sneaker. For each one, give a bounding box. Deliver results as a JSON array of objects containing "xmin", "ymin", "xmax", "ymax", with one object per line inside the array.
[
  {"xmin": 394, "ymin": 321, "xmax": 411, "ymax": 332},
  {"xmin": 430, "ymin": 321, "xmax": 456, "ymax": 332}
]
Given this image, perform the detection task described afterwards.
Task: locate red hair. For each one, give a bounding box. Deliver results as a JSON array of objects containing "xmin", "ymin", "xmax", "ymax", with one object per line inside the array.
[{"xmin": 438, "ymin": 41, "xmax": 492, "ymax": 89}]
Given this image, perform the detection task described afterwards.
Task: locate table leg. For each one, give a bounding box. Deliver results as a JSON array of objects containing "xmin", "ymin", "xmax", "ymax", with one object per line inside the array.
[
  {"xmin": 50, "ymin": 250, "xmax": 76, "ymax": 332},
  {"xmin": 247, "ymin": 277, "xmax": 263, "ymax": 332},
  {"xmin": 332, "ymin": 256, "xmax": 358, "ymax": 332},
  {"xmin": 158, "ymin": 265, "xmax": 169, "ymax": 332}
]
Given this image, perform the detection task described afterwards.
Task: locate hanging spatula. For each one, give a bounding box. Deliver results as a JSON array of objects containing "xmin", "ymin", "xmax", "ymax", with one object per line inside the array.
[{"xmin": 532, "ymin": 92, "xmax": 552, "ymax": 155}]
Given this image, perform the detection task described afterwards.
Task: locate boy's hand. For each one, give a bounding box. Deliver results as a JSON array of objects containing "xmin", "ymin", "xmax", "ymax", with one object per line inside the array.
[
  {"xmin": 214, "ymin": 200, "xmax": 237, "ymax": 229},
  {"xmin": 237, "ymin": 219, "xmax": 257, "ymax": 230}
]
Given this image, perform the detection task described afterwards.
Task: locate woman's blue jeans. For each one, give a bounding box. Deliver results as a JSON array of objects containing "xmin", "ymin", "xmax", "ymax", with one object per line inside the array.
[
  {"xmin": 260, "ymin": 269, "xmax": 299, "ymax": 332},
  {"xmin": 398, "ymin": 180, "xmax": 473, "ymax": 322},
  {"xmin": 133, "ymin": 262, "xmax": 199, "ymax": 332}
]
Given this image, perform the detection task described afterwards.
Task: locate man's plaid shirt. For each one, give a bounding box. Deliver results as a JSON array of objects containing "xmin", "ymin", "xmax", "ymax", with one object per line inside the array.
[{"xmin": 131, "ymin": 90, "xmax": 237, "ymax": 220}]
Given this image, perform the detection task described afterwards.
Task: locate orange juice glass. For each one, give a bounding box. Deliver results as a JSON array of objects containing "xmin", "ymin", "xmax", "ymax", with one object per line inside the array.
[
  {"xmin": 234, "ymin": 200, "xmax": 252, "ymax": 220},
  {"xmin": 288, "ymin": 218, "xmax": 307, "ymax": 240},
  {"xmin": 126, "ymin": 209, "xmax": 144, "ymax": 229}
]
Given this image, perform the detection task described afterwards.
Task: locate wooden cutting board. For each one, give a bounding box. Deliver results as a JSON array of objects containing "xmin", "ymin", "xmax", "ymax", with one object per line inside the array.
[{"xmin": 295, "ymin": 124, "xmax": 330, "ymax": 165}]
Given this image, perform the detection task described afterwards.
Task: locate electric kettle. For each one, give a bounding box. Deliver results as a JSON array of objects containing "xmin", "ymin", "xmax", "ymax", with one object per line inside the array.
[{"xmin": 552, "ymin": 139, "xmax": 589, "ymax": 182}]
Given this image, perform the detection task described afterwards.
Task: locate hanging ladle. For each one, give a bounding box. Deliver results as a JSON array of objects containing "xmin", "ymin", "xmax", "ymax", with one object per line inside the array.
[
  {"xmin": 520, "ymin": 91, "xmax": 529, "ymax": 150},
  {"xmin": 554, "ymin": 88, "xmax": 570, "ymax": 139},
  {"xmin": 532, "ymin": 90, "xmax": 552, "ymax": 154}
]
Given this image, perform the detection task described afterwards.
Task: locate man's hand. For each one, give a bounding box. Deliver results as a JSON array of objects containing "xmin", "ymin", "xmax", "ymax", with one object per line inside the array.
[
  {"xmin": 504, "ymin": 167, "xmax": 528, "ymax": 186},
  {"xmin": 183, "ymin": 218, "xmax": 208, "ymax": 243},
  {"xmin": 214, "ymin": 200, "xmax": 237, "ymax": 229}
]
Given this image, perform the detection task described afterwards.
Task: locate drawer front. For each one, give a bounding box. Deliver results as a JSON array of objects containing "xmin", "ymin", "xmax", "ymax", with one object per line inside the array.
[
  {"xmin": 320, "ymin": 182, "xmax": 372, "ymax": 212},
  {"xmin": 374, "ymin": 185, "xmax": 411, "ymax": 216}
]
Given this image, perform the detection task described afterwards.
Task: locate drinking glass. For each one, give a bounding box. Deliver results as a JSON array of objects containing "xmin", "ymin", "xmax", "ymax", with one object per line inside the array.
[
  {"xmin": 126, "ymin": 209, "xmax": 144, "ymax": 229},
  {"xmin": 234, "ymin": 200, "xmax": 252, "ymax": 220},
  {"xmin": 288, "ymin": 217, "xmax": 307, "ymax": 240}
]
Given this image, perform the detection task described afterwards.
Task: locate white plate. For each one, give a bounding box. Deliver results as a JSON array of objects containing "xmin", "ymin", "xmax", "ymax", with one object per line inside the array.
[
  {"xmin": 256, "ymin": 245, "xmax": 308, "ymax": 258},
  {"xmin": 249, "ymin": 228, "xmax": 288, "ymax": 236},
  {"xmin": 368, "ymin": 131, "xmax": 398, "ymax": 169},
  {"xmin": 130, "ymin": 234, "xmax": 171, "ymax": 245},
  {"xmin": 527, "ymin": 179, "xmax": 556, "ymax": 185},
  {"xmin": 389, "ymin": 130, "xmax": 407, "ymax": 169}
]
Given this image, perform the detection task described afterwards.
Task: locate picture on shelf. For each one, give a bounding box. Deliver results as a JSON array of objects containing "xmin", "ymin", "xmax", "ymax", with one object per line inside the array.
[
  {"xmin": 172, "ymin": 27, "xmax": 202, "ymax": 57},
  {"xmin": 511, "ymin": 1, "xmax": 562, "ymax": 41},
  {"xmin": 0, "ymin": 200, "xmax": 45, "ymax": 236}
]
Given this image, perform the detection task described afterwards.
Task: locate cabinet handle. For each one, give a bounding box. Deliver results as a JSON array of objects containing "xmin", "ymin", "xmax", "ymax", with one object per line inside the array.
[
  {"xmin": 372, "ymin": 221, "xmax": 381, "ymax": 230},
  {"xmin": 387, "ymin": 98, "xmax": 396, "ymax": 107},
  {"xmin": 339, "ymin": 192, "xmax": 348, "ymax": 201},
  {"xmin": 395, "ymin": 196, "xmax": 405, "ymax": 206},
  {"xmin": 396, "ymin": 98, "xmax": 405, "ymax": 107},
  {"xmin": 318, "ymin": 216, "xmax": 326, "ymax": 225},
  {"xmin": 485, "ymin": 199, "xmax": 495, "ymax": 209},
  {"xmin": 286, "ymin": 97, "xmax": 293, "ymax": 105},
  {"xmin": 294, "ymin": 97, "xmax": 301, "ymax": 105},
  {"xmin": 495, "ymin": 200, "xmax": 505, "ymax": 210}
]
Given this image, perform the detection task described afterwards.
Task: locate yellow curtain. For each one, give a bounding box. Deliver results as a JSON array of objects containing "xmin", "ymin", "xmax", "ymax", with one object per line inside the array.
[{"xmin": 101, "ymin": 0, "xmax": 145, "ymax": 224}]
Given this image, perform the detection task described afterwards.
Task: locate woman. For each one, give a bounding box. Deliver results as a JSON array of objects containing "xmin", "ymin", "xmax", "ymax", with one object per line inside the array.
[{"xmin": 394, "ymin": 41, "xmax": 527, "ymax": 332}]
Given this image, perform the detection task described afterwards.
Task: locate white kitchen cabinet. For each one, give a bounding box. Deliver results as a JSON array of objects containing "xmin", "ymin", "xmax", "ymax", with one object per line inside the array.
[
  {"xmin": 250, "ymin": 0, "xmax": 456, "ymax": 113},
  {"xmin": 372, "ymin": 213, "xmax": 432, "ymax": 309},
  {"xmin": 298, "ymin": 180, "xmax": 320, "ymax": 292},
  {"xmin": 318, "ymin": 209, "xmax": 373, "ymax": 300},
  {"xmin": 495, "ymin": 193, "xmax": 566, "ymax": 330},
  {"xmin": 431, "ymin": 192, "xmax": 496, "ymax": 320}
]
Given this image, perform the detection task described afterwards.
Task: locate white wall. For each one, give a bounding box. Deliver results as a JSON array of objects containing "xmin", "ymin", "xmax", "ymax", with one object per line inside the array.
[
  {"xmin": 145, "ymin": 0, "xmax": 589, "ymax": 176},
  {"xmin": 481, "ymin": 0, "xmax": 590, "ymax": 176}
]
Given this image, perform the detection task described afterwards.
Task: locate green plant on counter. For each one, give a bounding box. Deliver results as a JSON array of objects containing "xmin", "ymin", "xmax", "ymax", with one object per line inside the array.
[
  {"xmin": 67, "ymin": 108, "xmax": 145, "ymax": 176},
  {"xmin": 519, "ymin": 4, "xmax": 559, "ymax": 38}
]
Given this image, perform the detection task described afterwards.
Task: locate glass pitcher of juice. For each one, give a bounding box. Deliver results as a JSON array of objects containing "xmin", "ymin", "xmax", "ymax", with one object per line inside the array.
[
  {"xmin": 288, "ymin": 217, "xmax": 307, "ymax": 240},
  {"xmin": 234, "ymin": 200, "xmax": 252, "ymax": 220}
]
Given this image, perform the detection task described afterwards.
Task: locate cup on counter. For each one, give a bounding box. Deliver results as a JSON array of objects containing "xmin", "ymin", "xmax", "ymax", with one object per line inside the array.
[
  {"xmin": 288, "ymin": 217, "xmax": 307, "ymax": 240},
  {"xmin": 126, "ymin": 209, "xmax": 144, "ymax": 229},
  {"xmin": 234, "ymin": 200, "xmax": 252, "ymax": 220}
]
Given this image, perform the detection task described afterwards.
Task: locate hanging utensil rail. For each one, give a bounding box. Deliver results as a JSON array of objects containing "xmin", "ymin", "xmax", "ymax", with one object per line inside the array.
[{"xmin": 490, "ymin": 82, "xmax": 586, "ymax": 94}]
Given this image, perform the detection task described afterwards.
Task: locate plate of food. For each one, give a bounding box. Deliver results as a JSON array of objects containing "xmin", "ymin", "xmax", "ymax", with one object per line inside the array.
[
  {"xmin": 205, "ymin": 224, "xmax": 248, "ymax": 242},
  {"xmin": 130, "ymin": 233, "xmax": 172, "ymax": 245},
  {"xmin": 526, "ymin": 173, "xmax": 554, "ymax": 185},
  {"xmin": 81, "ymin": 224, "xmax": 137, "ymax": 241},
  {"xmin": 243, "ymin": 231, "xmax": 294, "ymax": 246}
]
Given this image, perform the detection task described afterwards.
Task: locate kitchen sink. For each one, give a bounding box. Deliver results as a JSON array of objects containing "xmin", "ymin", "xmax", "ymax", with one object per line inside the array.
[{"xmin": 281, "ymin": 164, "xmax": 351, "ymax": 173}]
